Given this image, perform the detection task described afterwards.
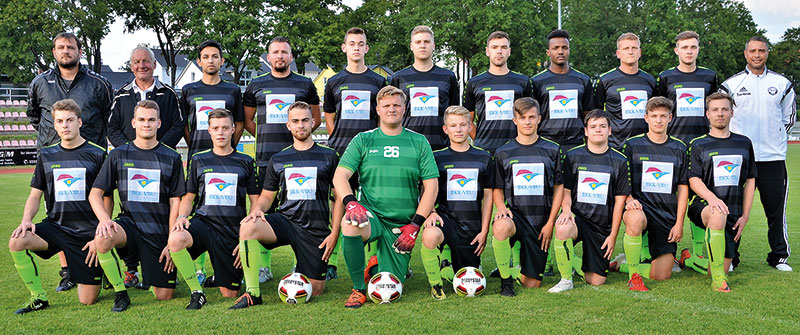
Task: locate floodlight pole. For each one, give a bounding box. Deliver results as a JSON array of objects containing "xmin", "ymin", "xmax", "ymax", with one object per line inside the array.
[{"xmin": 558, "ymin": 0, "xmax": 562, "ymax": 29}]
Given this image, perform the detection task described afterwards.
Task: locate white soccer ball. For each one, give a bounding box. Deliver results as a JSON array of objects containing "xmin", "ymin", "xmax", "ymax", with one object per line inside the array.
[
  {"xmin": 367, "ymin": 271, "xmax": 403, "ymax": 304},
  {"xmin": 453, "ymin": 266, "xmax": 486, "ymax": 297},
  {"xmin": 278, "ymin": 272, "xmax": 312, "ymax": 304}
]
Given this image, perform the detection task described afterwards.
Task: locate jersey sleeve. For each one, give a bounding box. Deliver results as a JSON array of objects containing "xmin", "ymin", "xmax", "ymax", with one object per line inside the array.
[
  {"xmin": 246, "ymin": 158, "xmax": 260, "ymax": 195},
  {"xmin": 561, "ymin": 152, "xmax": 575, "ymax": 191},
  {"xmin": 676, "ymin": 144, "xmax": 689, "ymax": 185},
  {"xmin": 781, "ymin": 82, "xmax": 796, "ymax": 130},
  {"xmin": 323, "ymin": 78, "xmax": 336, "ymax": 115},
  {"xmin": 243, "ymin": 82, "xmax": 257, "ymax": 107},
  {"xmin": 30, "ymin": 155, "xmax": 47, "ymax": 190},
  {"xmin": 614, "ymin": 155, "xmax": 632, "ymax": 196},
  {"xmin": 554, "ymin": 146, "xmax": 564, "ymax": 185},
  {"xmin": 746, "ymin": 141, "xmax": 758, "ymax": 179},
  {"xmin": 261, "ymin": 160, "xmax": 280, "ymax": 191},
  {"xmin": 594, "ymin": 78, "xmax": 606, "ymax": 111},
  {"xmin": 463, "ymin": 80, "xmax": 476, "ymax": 112},
  {"xmin": 93, "ymin": 152, "xmax": 117, "ymax": 193},
  {"xmin": 449, "ymin": 73, "xmax": 461, "ymax": 106},
  {"xmin": 338, "ymin": 133, "xmax": 363, "ymax": 172},
  {"xmin": 185, "ymin": 156, "xmax": 199, "ymax": 194},
  {"xmin": 482, "ymin": 155, "xmax": 495, "ymax": 190},
  {"xmin": 168, "ymin": 156, "xmax": 186, "ymax": 198},
  {"xmin": 491, "ymin": 151, "xmax": 505, "ymax": 189},
  {"xmin": 305, "ymin": 80, "xmax": 321, "ymax": 105},
  {"xmin": 179, "ymin": 87, "xmax": 191, "ymax": 120},
  {"xmin": 687, "ymin": 142, "xmax": 703, "ymax": 180},
  {"xmin": 581, "ymin": 76, "xmax": 595, "ymax": 111},
  {"xmin": 418, "ymin": 140, "xmax": 439, "ymax": 180},
  {"xmin": 232, "ymin": 88, "xmax": 244, "ymax": 122}
]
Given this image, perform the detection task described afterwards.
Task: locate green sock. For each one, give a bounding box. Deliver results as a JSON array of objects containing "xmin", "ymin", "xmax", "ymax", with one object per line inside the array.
[
  {"xmin": 553, "ymin": 238, "xmax": 574, "ymax": 280},
  {"xmin": 171, "ymin": 248, "xmax": 202, "ymax": 292},
  {"xmin": 364, "ymin": 240, "xmax": 377, "ymax": 267},
  {"xmin": 691, "ymin": 222, "xmax": 706, "ymax": 256},
  {"xmin": 441, "ymin": 244, "xmax": 452, "ymax": 265},
  {"xmin": 544, "ymin": 245, "xmax": 554, "ymax": 272},
  {"xmin": 492, "ymin": 236, "xmax": 512, "ymax": 279},
  {"xmin": 98, "ymin": 248, "xmax": 125, "ymax": 292},
  {"xmin": 619, "ymin": 262, "xmax": 652, "ymax": 279},
  {"xmin": 194, "ymin": 252, "xmax": 207, "ymax": 273},
  {"xmin": 420, "ymin": 245, "xmax": 442, "ymax": 286},
  {"xmin": 623, "ymin": 233, "xmax": 642, "ymax": 279},
  {"xmin": 241, "ymin": 240, "xmax": 262, "ymax": 297},
  {"xmin": 11, "ymin": 250, "xmax": 46, "ymax": 300},
  {"xmin": 706, "ymin": 228, "xmax": 726, "ymax": 287},
  {"xmin": 327, "ymin": 233, "xmax": 343, "ymax": 267},
  {"xmin": 640, "ymin": 231, "xmax": 652, "ymax": 261},
  {"xmin": 343, "ymin": 235, "xmax": 367, "ymax": 290},
  {"xmin": 511, "ymin": 241, "xmax": 521, "ymax": 267},
  {"xmin": 685, "ymin": 256, "xmax": 709, "ymax": 274},
  {"xmin": 261, "ymin": 247, "xmax": 271, "ymax": 269},
  {"xmin": 440, "ymin": 246, "xmax": 455, "ymax": 281}
]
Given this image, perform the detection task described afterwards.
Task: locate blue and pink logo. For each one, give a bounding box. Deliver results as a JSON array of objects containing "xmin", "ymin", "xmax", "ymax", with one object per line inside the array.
[
  {"xmin": 198, "ymin": 105, "xmax": 215, "ymax": 116},
  {"xmin": 515, "ymin": 169, "xmax": 540, "ymax": 182},
  {"xmin": 552, "ymin": 94, "xmax": 575, "ymax": 106},
  {"xmin": 413, "ymin": 92, "xmax": 436, "ymax": 104},
  {"xmin": 645, "ymin": 167, "xmax": 669, "ymax": 180},
  {"xmin": 344, "ymin": 95, "xmax": 367, "ymax": 107},
  {"xmin": 449, "ymin": 174, "xmax": 474, "ymax": 187},
  {"xmin": 581, "ymin": 177, "xmax": 606, "ymax": 190},
  {"xmin": 131, "ymin": 174, "xmax": 157, "ymax": 188},
  {"xmin": 624, "ymin": 96, "xmax": 645, "ymax": 107},
  {"xmin": 288, "ymin": 173, "xmax": 313, "ymax": 186},
  {"xmin": 208, "ymin": 178, "xmax": 234, "ymax": 191},
  {"xmin": 57, "ymin": 174, "xmax": 80, "ymax": 187},
  {"xmin": 269, "ymin": 99, "xmax": 290, "ymax": 111},
  {"xmin": 488, "ymin": 96, "xmax": 510, "ymax": 107},
  {"xmin": 717, "ymin": 160, "xmax": 739, "ymax": 173},
  {"xmin": 679, "ymin": 93, "xmax": 701, "ymax": 104}
]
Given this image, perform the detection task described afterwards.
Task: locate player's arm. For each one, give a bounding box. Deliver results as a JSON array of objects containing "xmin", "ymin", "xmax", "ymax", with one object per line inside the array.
[
  {"xmin": 244, "ymin": 189, "xmax": 276, "ymax": 223},
  {"xmin": 479, "ymin": 188, "xmax": 493, "ymax": 234},
  {"xmin": 603, "ymin": 194, "xmax": 626, "ymax": 259},
  {"xmin": 468, "ymin": 111, "xmax": 477, "ymax": 139},
  {"xmin": 392, "ymin": 178, "xmax": 437, "ymax": 254},
  {"xmin": 320, "ymin": 188, "xmax": 342, "ymax": 261},
  {"xmin": 244, "ymin": 106, "xmax": 256, "ymax": 135},
  {"xmin": 324, "ymin": 112, "xmax": 336, "ymax": 135},
  {"xmin": 492, "ymin": 188, "xmax": 512, "ymax": 219},
  {"xmin": 732, "ymin": 178, "xmax": 756, "ymax": 242},
  {"xmin": 159, "ymin": 196, "xmax": 180, "ymax": 273},
  {"xmin": 556, "ymin": 188, "xmax": 574, "ymax": 226},
  {"xmin": 539, "ymin": 184, "xmax": 564, "ymax": 251},
  {"xmin": 172, "ymin": 192, "xmax": 196, "ymax": 231},
  {"xmin": 780, "ymin": 84, "xmax": 796, "ymax": 132},
  {"xmin": 668, "ymin": 184, "xmax": 689, "ymax": 243},
  {"xmin": 333, "ymin": 166, "xmax": 354, "ymax": 199},
  {"xmin": 311, "ymin": 105, "xmax": 322, "ymax": 131},
  {"xmin": 11, "ymin": 188, "xmax": 44, "ymax": 238},
  {"xmin": 90, "ymin": 187, "xmax": 118, "ymax": 238},
  {"xmin": 689, "ymin": 177, "xmax": 728, "ymax": 214}
]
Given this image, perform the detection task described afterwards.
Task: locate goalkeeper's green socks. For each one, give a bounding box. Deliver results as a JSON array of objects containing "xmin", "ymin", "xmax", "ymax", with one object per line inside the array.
[
  {"xmin": 11, "ymin": 250, "xmax": 47, "ymax": 300},
  {"xmin": 343, "ymin": 235, "xmax": 367, "ymax": 291}
]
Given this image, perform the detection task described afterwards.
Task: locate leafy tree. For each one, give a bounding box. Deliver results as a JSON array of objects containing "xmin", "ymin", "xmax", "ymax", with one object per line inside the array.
[
  {"xmin": 60, "ymin": 0, "xmax": 115, "ymax": 73},
  {"xmin": 768, "ymin": 26, "xmax": 800, "ymax": 94},
  {"xmin": 0, "ymin": 0, "xmax": 65, "ymax": 84}
]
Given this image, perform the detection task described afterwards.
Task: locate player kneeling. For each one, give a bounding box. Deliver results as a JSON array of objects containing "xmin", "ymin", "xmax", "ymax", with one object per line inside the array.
[
  {"xmin": 492, "ymin": 98, "xmax": 564, "ymax": 296},
  {"xmin": 420, "ymin": 106, "xmax": 493, "ymax": 300},
  {"xmin": 230, "ymin": 102, "xmax": 341, "ymax": 309},
  {"xmin": 166, "ymin": 108, "xmax": 259, "ymax": 309}
]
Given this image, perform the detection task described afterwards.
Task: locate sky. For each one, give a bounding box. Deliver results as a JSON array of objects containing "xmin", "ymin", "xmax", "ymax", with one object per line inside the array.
[{"xmin": 99, "ymin": 0, "xmax": 800, "ymax": 70}]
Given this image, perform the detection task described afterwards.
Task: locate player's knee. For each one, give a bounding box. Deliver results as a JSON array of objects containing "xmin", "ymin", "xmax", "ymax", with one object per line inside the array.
[
  {"xmin": 651, "ymin": 271, "xmax": 671, "ymax": 281},
  {"xmin": 167, "ymin": 232, "xmax": 190, "ymax": 252},
  {"xmin": 421, "ymin": 227, "xmax": 443, "ymax": 249},
  {"xmin": 153, "ymin": 288, "xmax": 174, "ymax": 300},
  {"xmin": 623, "ymin": 211, "xmax": 645, "ymax": 235},
  {"xmin": 311, "ymin": 280, "xmax": 325, "ymax": 296},
  {"xmin": 219, "ymin": 287, "xmax": 238, "ymax": 298},
  {"xmin": 8, "ymin": 237, "xmax": 26, "ymax": 252},
  {"xmin": 93, "ymin": 236, "xmax": 113, "ymax": 253},
  {"xmin": 554, "ymin": 223, "xmax": 576, "ymax": 240},
  {"xmin": 341, "ymin": 221, "xmax": 360, "ymax": 236},
  {"xmin": 239, "ymin": 220, "xmax": 260, "ymax": 240},
  {"xmin": 585, "ymin": 274, "xmax": 606, "ymax": 286},
  {"xmin": 520, "ymin": 276, "xmax": 541, "ymax": 288},
  {"xmin": 79, "ymin": 294, "xmax": 98, "ymax": 305},
  {"xmin": 492, "ymin": 219, "xmax": 514, "ymax": 239}
]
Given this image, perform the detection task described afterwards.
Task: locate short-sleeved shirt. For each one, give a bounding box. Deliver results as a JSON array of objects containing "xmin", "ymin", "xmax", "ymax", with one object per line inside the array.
[
  {"xmin": 432, "ymin": 146, "xmax": 493, "ymax": 234},
  {"xmin": 323, "ymin": 69, "xmax": 387, "ymax": 154},
  {"xmin": 655, "ymin": 67, "xmax": 718, "ymax": 144},
  {"xmin": 493, "ymin": 138, "xmax": 563, "ymax": 228},
  {"xmin": 390, "ymin": 65, "xmax": 460, "ymax": 150},
  {"xmin": 687, "ymin": 133, "xmax": 757, "ymax": 218},
  {"xmin": 339, "ymin": 128, "xmax": 438, "ymax": 227},
  {"xmin": 463, "ymin": 71, "xmax": 533, "ymax": 152},
  {"xmin": 93, "ymin": 142, "xmax": 186, "ymax": 249},
  {"xmin": 562, "ymin": 145, "xmax": 631, "ymax": 235},
  {"xmin": 262, "ymin": 143, "xmax": 339, "ymax": 237},
  {"xmin": 622, "ymin": 134, "xmax": 689, "ymax": 225},
  {"xmin": 186, "ymin": 150, "xmax": 259, "ymax": 240},
  {"xmin": 243, "ymin": 72, "xmax": 320, "ymax": 166},
  {"xmin": 31, "ymin": 141, "xmax": 107, "ymax": 238},
  {"xmin": 531, "ymin": 68, "xmax": 594, "ymax": 145},
  {"xmin": 180, "ymin": 80, "xmax": 244, "ymax": 157},
  {"xmin": 594, "ymin": 68, "xmax": 657, "ymax": 148}
]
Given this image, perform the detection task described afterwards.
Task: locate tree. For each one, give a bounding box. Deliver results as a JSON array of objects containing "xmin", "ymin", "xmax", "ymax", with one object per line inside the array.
[
  {"xmin": 769, "ymin": 26, "xmax": 800, "ymax": 94},
  {"xmin": 347, "ymin": 0, "xmax": 412, "ymax": 72},
  {"xmin": 0, "ymin": 0, "xmax": 65, "ymax": 84},
  {"xmin": 60, "ymin": 0, "xmax": 115, "ymax": 74}
]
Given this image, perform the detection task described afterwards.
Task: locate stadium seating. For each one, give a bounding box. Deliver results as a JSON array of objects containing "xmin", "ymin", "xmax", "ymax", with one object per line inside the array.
[
  {"xmin": 1, "ymin": 140, "xmax": 9, "ymax": 147},
  {"xmin": 10, "ymin": 140, "xmax": 19, "ymax": 147},
  {"xmin": 2, "ymin": 125, "xmax": 10, "ymax": 132},
  {"xmin": 26, "ymin": 140, "xmax": 35, "ymax": 147},
  {"xmin": 20, "ymin": 112, "xmax": 27, "ymax": 118},
  {"xmin": 11, "ymin": 112, "xmax": 19, "ymax": 118},
  {"xmin": 27, "ymin": 125, "xmax": 34, "ymax": 131}
]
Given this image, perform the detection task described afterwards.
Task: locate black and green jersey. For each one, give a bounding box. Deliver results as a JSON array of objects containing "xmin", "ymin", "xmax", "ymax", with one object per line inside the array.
[
  {"xmin": 186, "ymin": 150, "xmax": 259, "ymax": 240},
  {"xmin": 432, "ymin": 146, "xmax": 493, "ymax": 236},
  {"xmin": 262, "ymin": 143, "xmax": 339, "ymax": 237},
  {"xmin": 243, "ymin": 72, "xmax": 320, "ymax": 167},
  {"xmin": 594, "ymin": 68, "xmax": 657, "ymax": 148},
  {"xmin": 323, "ymin": 69, "xmax": 387, "ymax": 154},
  {"xmin": 531, "ymin": 68, "xmax": 594, "ymax": 146},
  {"xmin": 180, "ymin": 80, "xmax": 244, "ymax": 157},
  {"xmin": 622, "ymin": 134, "xmax": 688, "ymax": 227},
  {"xmin": 93, "ymin": 142, "xmax": 186, "ymax": 249},
  {"xmin": 562, "ymin": 145, "xmax": 631, "ymax": 235},
  {"xmin": 339, "ymin": 128, "xmax": 438, "ymax": 227},
  {"xmin": 493, "ymin": 137, "xmax": 564, "ymax": 229},
  {"xmin": 390, "ymin": 65, "xmax": 459, "ymax": 150},
  {"xmin": 688, "ymin": 133, "xmax": 757, "ymax": 218},
  {"xmin": 655, "ymin": 67, "xmax": 718, "ymax": 144},
  {"xmin": 463, "ymin": 71, "xmax": 533, "ymax": 152},
  {"xmin": 31, "ymin": 141, "xmax": 106, "ymax": 238}
]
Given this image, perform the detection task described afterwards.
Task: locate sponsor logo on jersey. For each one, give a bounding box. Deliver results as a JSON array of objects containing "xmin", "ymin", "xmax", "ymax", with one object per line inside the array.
[
  {"xmin": 344, "ymin": 95, "xmax": 367, "ymax": 107},
  {"xmin": 736, "ymin": 87, "xmax": 751, "ymax": 97},
  {"xmin": 450, "ymin": 174, "xmax": 474, "ymax": 187},
  {"xmin": 340, "ymin": 90, "xmax": 370, "ymax": 120},
  {"xmin": 581, "ymin": 177, "xmax": 606, "ymax": 190},
  {"xmin": 712, "ymin": 155, "xmax": 742, "ymax": 187},
  {"xmin": 414, "ymin": 92, "xmax": 436, "ymax": 103},
  {"xmin": 195, "ymin": 100, "xmax": 225, "ymax": 130},
  {"xmin": 620, "ymin": 90, "xmax": 647, "ymax": 119},
  {"xmin": 198, "ymin": 105, "xmax": 214, "ymax": 116},
  {"xmin": 269, "ymin": 99, "xmax": 290, "ymax": 111},
  {"xmin": 768, "ymin": 87, "xmax": 778, "ymax": 95},
  {"xmin": 679, "ymin": 93, "xmax": 701, "ymax": 104},
  {"xmin": 553, "ymin": 95, "xmax": 575, "ymax": 106},
  {"xmin": 488, "ymin": 96, "xmax": 510, "ymax": 107},
  {"xmin": 131, "ymin": 174, "xmax": 157, "ymax": 188},
  {"xmin": 205, "ymin": 173, "xmax": 237, "ymax": 206},
  {"xmin": 623, "ymin": 95, "xmax": 645, "ymax": 107},
  {"xmin": 646, "ymin": 167, "xmax": 669, "ymax": 179},
  {"xmin": 447, "ymin": 168, "xmax": 479, "ymax": 201},
  {"xmin": 409, "ymin": 87, "xmax": 439, "ymax": 117},
  {"xmin": 57, "ymin": 174, "xmax": 81, "ymax": 187},
  {"xmin": 285, "ymin": 167, "xmax": 317, "ymax": 200},
  {"xmin": 576, "ymin": 171, "xmax": 610, "ymax": 205},
  {"xmin": 717, "ymin": 160, "xmax": 739, "ymax": 172},
  {"xmin": 54, "ymin": 168, "xmax": 86, "ymax": 202},
  {"xmin": 676, "ymin": 88, "xmax": 705, "ymax": 117},
  {"xmin": 265, "ymin": 94, "xmax": 295, "ymax": 124},
  {"xmin": 516, "ymin": 169, "xmax": 541, "ymax": 182},
  {"xmin": 641, "ymin": 161, "xmax": 673, "ymax": 194},
  {"xmin": 127, "ymin": 168, "xmax": 161, "ymax": 203},
  {"xmin": 208, "ymin": 178, "xmax": 234, "ymax": 191},
  {"xmin": 484, "ymin": 90, "xmax": 514, "ymax": 121},
  {"xmin": 512, "ymin": 163, "xmax": 544, "ymax": 196},
  {"xmin": 548, "ymin": 90, "xmax": 578, "ymax": 119},
  {"xmin": 288, "ymin": 173, "xmax": 313, "ymax": 186}
]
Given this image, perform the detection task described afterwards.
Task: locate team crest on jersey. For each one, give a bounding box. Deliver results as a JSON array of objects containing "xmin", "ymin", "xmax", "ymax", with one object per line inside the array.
[
  {"xmin": 548, "ymin": 89, "xmax": 578, "ymax": 119},
  {"xmin": 675, "ymin": 88, "xmax": 705, "ymax": 117},
  {"xmin": 285, "ymin": 167, "xmax": 317, "ymax": 200},
  {"xmin": 512, "ymin": 163, "xmax": 544, "ymax": 196},
  {"xmin": 54, "ymin": 168, "xmax": 86, "ymax": 202},
  {"xmin": 205, "ymin": 173, "xmax": 237, "ymax": 206},
  {"xmin": 447, "ymin": 168, "xmax": 479, "ymax": 201},
  {"xmin": 265, "ymin": 94, "xmax": 295, "ymax": 124},
  {"xmin": 127, "ymin": 168, "xmax": 160, "ymax": 203},
  {"xmin": 341, "ymin": 90, "xmax": 371, "ymax": 120},
  {"xmin": 641, "ymin": 161, "xmax": 674, "ymax": 194},
  {"xmin": 577, "ymin": 171, "xmax": 609, "ymax": 205},
  {"xmin": 620, "ymin": 90, "xmax": 647, "ymax": 119},
  {"xmin": 712, "ymin": 155, "xmax": 742, "ymax": 187},
  {"xmin": 484, "ymin": 90, "xmax": 514, "ymax": 121},
  {"xmin": 195, "ymin": 100, "xmax": 226, "ymax": 130},
  {"xmin": 410, "ymin": 87, "xmax": 438, "ymax": 117}
]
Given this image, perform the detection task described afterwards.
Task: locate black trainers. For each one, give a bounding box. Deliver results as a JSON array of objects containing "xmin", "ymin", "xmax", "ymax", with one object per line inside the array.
[
  {"xmin": 111, "ymin": 291, "xmax": 130, "ymax": 312},
  {"xmin": 499, "ymin": 277, "xmax": 516, "ymax": 297},
  {"xmin": 229, "ymin": 292, "xmax": 262, "ymax": 310},
  {"xmin": 56, "ymin": 269, "xmax": 75, "ymax": 292},
  {"xmin": 202, "ymin": 275, "xmax": 217, "ymax": 288},
  {"xmin": 134, "ymin": 281, "xmax": 150, "ymax": 290},
  {"xmin": 489, "ymin": 268, "xmax": 501, "ymax": 278},
  {"xmin": 326, "ymin": 265, "xmax": 338, "ymax": 281},
  {"xmin": 14, "ymin": 298, "xmax": 49, "ymax": 314},
  {"xmin": 186, "ymin": 291, "xmax": 207, "ymax": 310}
]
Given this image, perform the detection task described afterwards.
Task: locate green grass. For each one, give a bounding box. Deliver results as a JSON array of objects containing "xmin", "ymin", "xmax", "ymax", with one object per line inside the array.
[{"xmin": 1, "ymin": 147, "xmax": 799, "ymax": 334}]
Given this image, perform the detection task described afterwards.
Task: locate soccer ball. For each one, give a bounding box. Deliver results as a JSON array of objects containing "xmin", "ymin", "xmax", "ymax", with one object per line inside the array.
[
  {"xmin": 452, "ymin": 267, "xmax": 486, "ymax": 297},
  {"xmin": 278, "ymin": 272, "xmax": 312, "ymax": 304},
  {"xmin": 367, "ymin": 271, "xmax": 403, "ymax": 304}
]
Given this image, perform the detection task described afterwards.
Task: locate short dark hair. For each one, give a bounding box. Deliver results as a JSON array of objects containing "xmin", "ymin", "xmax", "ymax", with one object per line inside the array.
[
  {"xmin": 134, "ymin": 100, "xmax": 160, "ymax": 119},
  {"xmin": 513, "ymin": 97, "xmax": 539, "ymax": 116},
  {"xmin": 645, "ymin": 96, "xmax": 674, "ymax": 114},
  {"xmin": 287, "ymin": 101, "xmax": 312, "ymax": 118},
  {"xmin": 583, "ymin": 109, "xmax": 610, "ymax": 127},
  {"xmin": 197, "ymin": 40, "xmax": 223, "ymax": 57},
  {"xmin": 706, "ymin": 91, "xmax": 735, "ymax": 109},
  {"xmin": 268, "ymin": 36, "xmax": 291, "ymax": 51},
  {"xmin": 52, "ymin": 99, "xmax": 81, "ymax": 119},
  {"xmin": 675, "ymin": 31, "xmax": 699, "ymax": 45},
  {"xmin": 546, "ymin": 29, "xmax": 570, "ymax": 44},
  {"xmin": 53, "ymin": 32, "xmax": 81, "ymax": 50},
  {"xmin": 487, "ymin": 31, "xmax": 510, "ymax": 46},
  {"xmin": 745, "ymin": 36, "xmax": 770, "ymax": 51},
  {"xmin": 208, "ymin": 108, "xmax": 233, "ymax": 124},
  {"xmin": 344, "ymin": 27, "xmax": 367, "ymax": 43}
]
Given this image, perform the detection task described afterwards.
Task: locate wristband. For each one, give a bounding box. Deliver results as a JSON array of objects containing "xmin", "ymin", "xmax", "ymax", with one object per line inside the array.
[
  {"xmin": 343, "ymin": 194, "xmax": 357, "ymax": 204},
  {"xmin": 177, "ymin": 215, "xmax": 188, "ymax": 220},
  {"xmin": 411, "ymin": 214, "xmax": 426, "ymax": 226}
]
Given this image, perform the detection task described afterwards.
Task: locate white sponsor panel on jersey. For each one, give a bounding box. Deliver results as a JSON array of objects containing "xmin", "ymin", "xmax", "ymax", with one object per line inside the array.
[
  {"xmin": 619, "ymin": 90, "xmax": 647, "ymax": 120},
  {"xmin": 341, "ymin": 90, "xmax": 371, "ymax": 120},
  {"xmin": 641, "ymin": 161, "xmax": 674, "ymax": 194},
  {"xmin": 265, "ymin": 94, "xmax": 296, "ymax": 124},
  {"xmin": 447, "ymin": 168, "xmax": 479, "ymax": 201},
  {"xmin": 484, "ymin": 90, "xmax": 514, "ymax": 121},
  {"xmin": 127, "ymin": 168, "xmax": 161, "ymax": 203},
  {"xmin": 54, "ymin": 168, "xmax": 86, "ymax": 202},
  {"xmin": 675, "ymin": 88, "xmax": 705, "ymax": 117},
  {"xmin": 409, "ymin": 87, "xmax": 439, "ymax": 117},
  {"xmin": 576, "ymin": 171, "xmax": 610, "ymax": 205},
  {"xmin": 285, "ymin": 167, "xmax": 317, "ymax": 200},
  {"xmin": 712, "ymin": 155, "xmax": 742, "ymax": 187},
  {"xmin": 512, "ymin": 163, "xmax": 545, "ymax": 196},
  {"xmin": 205, "ymin": 172, "xmax": 238, "ymax": 206},
  {"xmin": 196, "ymin": 100, "xmax": 226, "ymax": 130},
  {"xmin": 548, "ymin": 89, "xmax": 579, "ymax": 119}
]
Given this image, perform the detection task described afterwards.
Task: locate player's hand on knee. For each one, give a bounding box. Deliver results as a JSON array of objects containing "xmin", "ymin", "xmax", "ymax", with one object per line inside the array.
[
  {"xmin": 392, "ymin": 214, "xmax": 425, "ymax": 254},
  {"xmin": 707, "ymin": 197, "xmax": 729, "ymax": 215},
  {"xmin": 173, "ymin": 216, "xmax": 190, "ymax": 232},
  {"xmin": 494, "ymin": 208, "xmax": 513, "ymax": 221},
  {"xmin": 82, "ymin": 241, "xmax": 98, "ymax": 267},
  {"xmin": 732, "ymin": 215, "xmax": 748, "ymax": 242},
  {"xmin": 423, "ymin": 212, "xmax": 442, "ymax": 229},
  {"xmin": 232, "ymin": 244, "xmax": 241, "ymax": 269},
  {"xmin": 242, "ymin": 210, "xmax": 265, "ymax": 225},
  {"xmin": 96, "ymin": 219, "xmax": 119, "ymax": 239},
  {"xmin": 556, "ymin": 211, "xmax": 574, "ymax": 226},
  {"xmin": 11, "ymin": 221, "xmax": 35, "ymax": 238},
  {"xmin": 160, "ymin": 247, "xmax": 174, "ymax": 273},
  {"xmin": 343, "ymin": 195, "xmax": 372, "ymax": 227},
  {"xmin": 625, "ymin": 198, "xmax": 642, "ymax": 211}
]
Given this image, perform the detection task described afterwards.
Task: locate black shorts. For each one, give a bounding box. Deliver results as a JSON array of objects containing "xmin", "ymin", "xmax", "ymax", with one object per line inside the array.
[
  {"xmin": 687, "ymin": 199, "xmax": 740, "ymax": 259},
  {"xmin": 642, "ymin": 209, "xmax": 678, "ymax": 258},
  {"xmin": 574, "ymin": 216, "xmax": 610, "ymax": 277},
  {"xmin": 508, "ymin": 214, "xmax": 548, "ymax": 281},
  {"xmin": 32, "ymin": 219, "xmax": 103, "ymax": 285},
  {"xmin": 438, "ymin": 215, "xmax": 481, "ymax": 271},
  {"xmin": 262, "ymin": 213, "xmax": 327, "ymax": 280},
  {"xmin": 186, "ymin": 217, "xmax": 243, "ymax": 291},
  {"xmin": 115, "ymin": 216, "xmax": 177, "ymax": 288}
]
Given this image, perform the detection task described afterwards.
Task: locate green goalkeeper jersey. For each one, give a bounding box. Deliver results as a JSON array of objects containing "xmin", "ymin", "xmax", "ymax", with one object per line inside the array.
[{"xmin": 339, "ymin": 127, "xmax": 438, "ymax": 227}]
